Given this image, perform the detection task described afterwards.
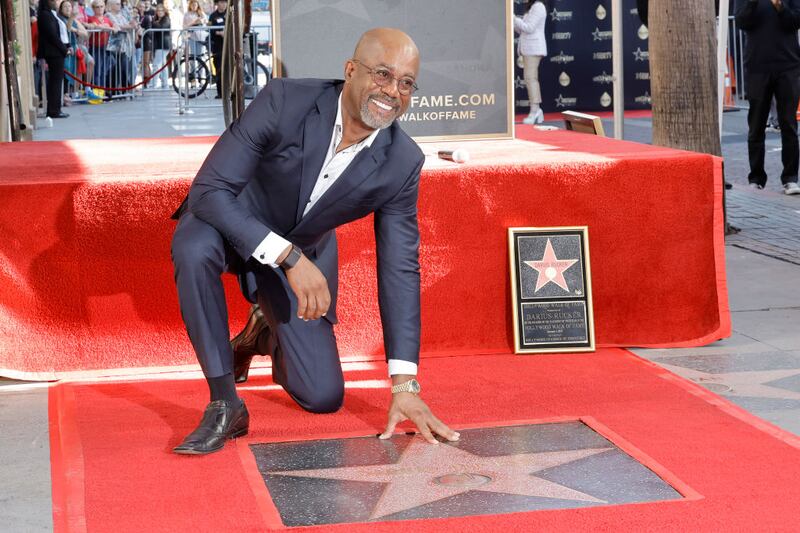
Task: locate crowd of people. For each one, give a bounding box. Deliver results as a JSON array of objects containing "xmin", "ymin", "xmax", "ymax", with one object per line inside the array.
[{"xmin": 30, "ymin": 0, "xmax": 228, "ymax": 119}]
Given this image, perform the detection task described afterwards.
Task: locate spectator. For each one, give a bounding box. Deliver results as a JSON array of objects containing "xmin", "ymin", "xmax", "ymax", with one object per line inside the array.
[
  {"xmin": 151, "ymin": 2, "xmax": 172, "ymax": 89},
  {"xmin": 37, "ymin": 0, "xmax": 72, "ymax": 118},
  {"xmin": 137, "ymin": 0, "xmax": 155, "ymax": 87},
  {"xmin": 735, "ymin": 0, "xmax": 800, "ymax": 195},
  {"xmin": 70, "ymin": 0, "xmax": 95, "ymax": 92},
  {"xmin": 514, "ymin": 0, "xmax": 547, "ymax": 125},
  {"xmin": 208, "ymin": 0, "xmax": 225, "ymax": 98},
  {"xmin": 57, "ymin": 0, "xmax": 88, "ymax": 102},
  {"xmin": 183, "ymin": 0, "xmax": 207, "ymax": 56},
  {"xmin": 30, "ymin": 0, "xmax": 42, "ymax": 100},
  {"xmin": 106, "ymin": 0, "xmax": 137, "ymax": 95},
  {"xmin": 86, "ymin": 1, "xmax": 118, "ymax": 87}
]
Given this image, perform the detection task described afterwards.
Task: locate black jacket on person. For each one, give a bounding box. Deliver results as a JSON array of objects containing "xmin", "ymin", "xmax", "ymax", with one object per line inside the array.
[
  {"xmin": 36, "ymin": 8, "xmax": 67, "ymax": 59},
  {"xmin": 152, "ymin": 15, "xmax": 172, "ymax": 50},
  {"xmin": 208, "ymin": 9, "xmax": 225, "ymax": 54},
  {"xmin": 735, "ymin": 0, "xmax": 800, "ymax": 74}
]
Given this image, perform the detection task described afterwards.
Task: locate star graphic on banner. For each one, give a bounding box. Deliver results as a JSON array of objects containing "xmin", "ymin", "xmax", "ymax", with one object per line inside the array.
[
  {"xmin": 550, "ymin": 8, "xmax": 561, "ymax": 21},
  {"xmin": 633, "ymin": 47, "xmax": 648, "ymax": 62},
  {"xmin": 273, "ymin": 439, "xmax": 610, "ymax": 519},
  {"xmin": 592, "ymin": 27, "xmax": 604, "ymax": 41},
  {"xmin": 283, "ymin": 0, "xmax": 371, "ymax": 22},
  {"xmin": 524, "ymin": 239, "xmax": 579, "ymax": 292},
  {"xmin": 659, "ymin": 363, "xmax": 800, "ymax": 401}
]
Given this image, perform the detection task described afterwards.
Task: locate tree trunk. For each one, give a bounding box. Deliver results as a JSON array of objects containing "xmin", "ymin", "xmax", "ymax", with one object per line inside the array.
[{"xmin": 649, "ymin": 0, "xmax": 721, "ymax": 156}]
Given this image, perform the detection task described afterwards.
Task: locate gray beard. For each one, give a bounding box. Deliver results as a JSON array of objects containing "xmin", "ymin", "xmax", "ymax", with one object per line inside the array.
[{"xmin": 360, "ymin": 97, "xmax": 396, "ymax": 130}]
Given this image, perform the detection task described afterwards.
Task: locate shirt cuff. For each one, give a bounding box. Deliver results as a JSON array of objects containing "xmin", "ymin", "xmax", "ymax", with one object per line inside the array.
[
  {"xmin": 252, "ymin": 232, "xmax": 292, "ymax": 267},
  {"xmin": 387, "ymin": 359, "xmax": 418, "ymax": 376}
]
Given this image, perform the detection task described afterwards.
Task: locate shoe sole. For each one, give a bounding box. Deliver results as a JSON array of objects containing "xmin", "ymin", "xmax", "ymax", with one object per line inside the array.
[{"xmin": 172, "ymin": 427, "xmax": 249, "ymax": 455}]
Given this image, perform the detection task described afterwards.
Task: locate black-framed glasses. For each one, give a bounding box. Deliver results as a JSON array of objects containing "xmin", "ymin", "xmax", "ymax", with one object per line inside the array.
[{"xmin": 351, "ymin": 59, "xmax": 418, "ymax": 95}]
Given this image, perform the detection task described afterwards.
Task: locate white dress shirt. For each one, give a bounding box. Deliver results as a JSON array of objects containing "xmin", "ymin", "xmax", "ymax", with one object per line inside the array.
[
  {"xmin": 54, "ymin": 10, "xmax": 70, "ymax": 45},
  {"xmin": 251, "ymin": 94, "xmax": 418, "ymax": 377}
]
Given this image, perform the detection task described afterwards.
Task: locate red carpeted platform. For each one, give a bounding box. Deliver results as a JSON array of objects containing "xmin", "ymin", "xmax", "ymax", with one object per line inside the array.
[
  {"xmin": 0, "ymin": 132, "xmax": 729, "ymax": 378},
  {"xmin": 49, "ymin": 349, "xmax": 800, "ymax": 532}
]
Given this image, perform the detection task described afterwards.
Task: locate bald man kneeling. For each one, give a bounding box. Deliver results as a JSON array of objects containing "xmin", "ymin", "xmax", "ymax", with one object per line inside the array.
[{"xmin": 170, "ymin": 28, "xmax": 458, "ymax": 455}]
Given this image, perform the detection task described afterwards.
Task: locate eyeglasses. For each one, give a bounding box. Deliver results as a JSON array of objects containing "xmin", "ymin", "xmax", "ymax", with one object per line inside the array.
[{"xmin": 351, "ymin": 60, "xmax": 418, "ymax": 96}]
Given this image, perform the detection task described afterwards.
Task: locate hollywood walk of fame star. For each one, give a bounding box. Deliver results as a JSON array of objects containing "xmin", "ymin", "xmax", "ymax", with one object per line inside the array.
[
  {"xmin": 524, "ymin": 239, "xmax": 579, "ymax": 292},
  {"xmin": 659, "ymin": 363, "xmax": 800, "ymax": 401},
  {"xmin": 273, "ymin": 439, "xmax": 611, "ymax": 519},
  {"xmin": 283, "ymin": 0, "xmax": 371, "ymax": 22}
]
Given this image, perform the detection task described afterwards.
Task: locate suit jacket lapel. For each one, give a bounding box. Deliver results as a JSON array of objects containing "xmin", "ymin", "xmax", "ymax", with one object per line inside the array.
[
  {"xmin": 298, "ymin": 127, "xmax": 392, "ymax": 227},
  {"xmin": 295, "ymin": 86, "xmax": 339, "ymax": 224}
]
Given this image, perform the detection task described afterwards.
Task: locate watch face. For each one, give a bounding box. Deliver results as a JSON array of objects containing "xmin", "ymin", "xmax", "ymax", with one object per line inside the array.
[{"xmin": 409, "ymin": 379, "xmax": 421, "ymax": 393}]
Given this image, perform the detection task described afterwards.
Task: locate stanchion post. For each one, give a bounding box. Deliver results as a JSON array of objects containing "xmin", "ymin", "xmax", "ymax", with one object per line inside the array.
[{"xmin": 611, "ymin": 0, "xmax": 624, "ymax": 140}]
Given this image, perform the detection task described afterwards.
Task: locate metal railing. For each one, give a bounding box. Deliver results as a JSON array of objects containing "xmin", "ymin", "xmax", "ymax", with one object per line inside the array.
[{"xmin": 61, "ymin": 24, "xmax": 272, "ymax": 113}]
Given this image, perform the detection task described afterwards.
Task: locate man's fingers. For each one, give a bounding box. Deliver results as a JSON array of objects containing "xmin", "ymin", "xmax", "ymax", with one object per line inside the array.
[
  {"xmin": 304, "ymin": 293, "xmax": 318, "ymax": 321},
  {"xmin": 379, "ymin": 413, "xmax": 403, "ymax": 439},
  {"xmin": 416, "ymin": 420, "xmax": 438, "ymax": 444},
  {"xmin": 430, "ymin": 416, "xmax": 460, "ymax": 442},
  {"xmin": 296, "ymin": 292, "xmax": 308, "ymax": 320}
]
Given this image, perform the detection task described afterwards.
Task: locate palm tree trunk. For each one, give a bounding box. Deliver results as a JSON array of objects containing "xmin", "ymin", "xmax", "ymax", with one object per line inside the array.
[{"xmin": 649, "ymin": 0, "xmax": 721, "ymax": 156}]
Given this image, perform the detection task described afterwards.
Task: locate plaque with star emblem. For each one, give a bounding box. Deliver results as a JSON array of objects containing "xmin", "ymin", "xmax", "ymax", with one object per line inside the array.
[{"xmin": 508, "ymin": 227, "xmax": 595, "ymax": 353}]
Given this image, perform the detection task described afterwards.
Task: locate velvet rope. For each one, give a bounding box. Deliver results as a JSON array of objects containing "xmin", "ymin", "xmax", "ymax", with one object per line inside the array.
[{"xmin": 63, "ymin": 49, "xmax": 179, "ymax": 92}]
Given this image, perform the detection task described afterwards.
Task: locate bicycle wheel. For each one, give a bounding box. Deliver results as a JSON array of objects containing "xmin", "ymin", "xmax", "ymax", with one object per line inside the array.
[
  {"xmin": 242, "ymin": 60, "xmax": 271, "ymax": 98},
  {"xmin": 172, "ymin": 56, "xmax": 211, "ymax": 99}
]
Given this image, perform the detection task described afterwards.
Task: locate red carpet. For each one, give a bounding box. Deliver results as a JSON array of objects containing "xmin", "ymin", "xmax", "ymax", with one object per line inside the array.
[
  {"xmin": 1, "ymin": 133, "xmax": 728, "ymax": 377},
  {"xmin": 49, "ymin": 349, "xmax": 800, "ymax": 532}
]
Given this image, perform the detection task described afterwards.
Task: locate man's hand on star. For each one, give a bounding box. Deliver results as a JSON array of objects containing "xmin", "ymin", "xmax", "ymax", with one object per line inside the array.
[{"xmin": 379, "ymin": 380, "xmax": 460, "ymax": 444}]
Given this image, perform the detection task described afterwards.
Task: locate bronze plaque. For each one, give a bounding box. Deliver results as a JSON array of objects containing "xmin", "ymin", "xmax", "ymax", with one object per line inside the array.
[{"xmin": 508, "ymin": 227, "xmax": 595, "ymax": 353}]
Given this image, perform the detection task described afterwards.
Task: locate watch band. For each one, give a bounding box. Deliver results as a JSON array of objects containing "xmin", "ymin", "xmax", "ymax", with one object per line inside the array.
[
  {"xmin": 279, "ymin": 244, "xmax": 302, "ymax": 270},
  {"xmin": 391, "ymin": 378, "xmax": 420, "ymax": 394}
]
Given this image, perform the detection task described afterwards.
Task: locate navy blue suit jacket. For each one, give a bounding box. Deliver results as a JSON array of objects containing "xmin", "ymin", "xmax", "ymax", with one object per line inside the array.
[{"xmin": 185, "ymin": 78, "xmax": 425, "ymax": 365}]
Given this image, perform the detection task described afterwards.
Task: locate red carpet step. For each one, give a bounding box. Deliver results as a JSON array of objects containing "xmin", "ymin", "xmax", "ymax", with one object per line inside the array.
[{"xmin": 0, "ymin": 133, "xmax": 729, "ymax": 377}]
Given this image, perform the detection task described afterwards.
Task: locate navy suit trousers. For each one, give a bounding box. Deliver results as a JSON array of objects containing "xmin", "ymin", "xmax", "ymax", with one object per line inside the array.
[{"xmin": 171, "ymin": 213, "xmax": 344, "ymax": 413}]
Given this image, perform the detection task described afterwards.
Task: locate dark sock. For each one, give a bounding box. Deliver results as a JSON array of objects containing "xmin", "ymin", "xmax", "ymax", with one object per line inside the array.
[{"xmin": 206, "ymin": 373, "xmax": 240, "ymax": 404}]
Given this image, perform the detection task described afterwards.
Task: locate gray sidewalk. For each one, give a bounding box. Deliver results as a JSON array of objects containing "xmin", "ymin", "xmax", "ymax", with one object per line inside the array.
[{"xmin": 2, "ymin": 99, "xmax": 800, "ymax": 529}]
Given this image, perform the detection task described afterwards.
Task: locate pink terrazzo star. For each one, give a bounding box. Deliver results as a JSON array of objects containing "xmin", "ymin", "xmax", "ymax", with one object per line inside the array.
[
  {"xmin": 273, "ymin": 439, "xmax": 611, "ymax": 519},
  {"xmin": 524, "ymin": 239, "xmax": 579, "ymax": 292}
]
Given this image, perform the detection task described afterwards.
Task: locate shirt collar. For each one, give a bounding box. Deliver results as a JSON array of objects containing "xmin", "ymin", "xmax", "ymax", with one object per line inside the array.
[{"xmin": 334, "ymin": 92, "xmax": 380, "ymax": 152}]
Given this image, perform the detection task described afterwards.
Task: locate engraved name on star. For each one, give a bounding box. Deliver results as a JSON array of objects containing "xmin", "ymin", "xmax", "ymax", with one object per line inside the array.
[
  {"xmin": 273, "ymin": 439, "xmax": 610, "ymax": 519},
  {"xmin": 524, "ymin": 239, "xmax": 579, "ymax": 292}
]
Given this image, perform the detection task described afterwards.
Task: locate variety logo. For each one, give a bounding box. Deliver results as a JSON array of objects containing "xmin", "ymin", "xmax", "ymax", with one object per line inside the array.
[
  {"xmin": 552, "ymin": 32, "xmax": 572, "ymax": 40},
  {"xmin": 554, "ymin": 94, "xmax": 578, "ymax": 108},
  {"xmin": 630, "ymin": 7, "xmax": 639, "ymax": 15},
  {"xmin": 593, "ymin": 71, "xmax": 614, "ymax": 84},
  {"xmin": 596, "ymin": 5, "xmax": 606, "ymax": 20},
  {"xmin": 593, "ymin": 51, "xmax": 613, "ymax": 60},
  {"xmin": 592, "ymin": 28, "xmax": 613, "ymax": 41},
  {"xmin": 550, "ymin": 8, "xmax": 573, "ymax": 22},
  {"xmin": 635, "ymin": 71, "xmax": 650, "ymax": 80},
  {"xmin": 638, "ymin": 25, "xmax": 649, "ymax": 40},
  {"xmin": 633, "ymin": 47, "xmax": 649, "ymax": 61},
  {"xmin": 635, "ymin": 91, "xmax": 652, "ymax": 105},
  {"xmin": 550, "ymin": 51, "xmax": 576, "ymax": 64},
  {"xmin": 559, "ymin": 72, "xmax": 571, "ymax": 87},
  {"xmin": 600, "ymin": 92, "xmax": 612, "ymax": 107}
]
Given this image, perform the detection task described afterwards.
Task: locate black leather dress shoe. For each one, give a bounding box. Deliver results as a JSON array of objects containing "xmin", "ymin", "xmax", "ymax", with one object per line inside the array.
[
  {"xmin": 230, "ymin": 304, "xmax": 271, "ymax": 383},
  {"xmin": 47, "ymin": 112, "xmax": 70, "ymax": 119},
  {"xmin": 173, "ymin": 399, "xmax": 249, "ymax": 455}
]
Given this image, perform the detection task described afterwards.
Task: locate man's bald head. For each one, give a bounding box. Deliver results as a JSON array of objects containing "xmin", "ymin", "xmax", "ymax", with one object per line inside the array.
[{"xmin": 352, "ymin": 28, "xmax": 419, "ymax": 66}]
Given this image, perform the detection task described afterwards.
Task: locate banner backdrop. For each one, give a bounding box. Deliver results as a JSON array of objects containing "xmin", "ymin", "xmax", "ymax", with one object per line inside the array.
[
  {"xmin": 513, "ymin": 0, "xmax": 651, "ymax": 114},
  {"xmin": 273, "ymin": 0, "xmax": 513, "ymax": 141}
]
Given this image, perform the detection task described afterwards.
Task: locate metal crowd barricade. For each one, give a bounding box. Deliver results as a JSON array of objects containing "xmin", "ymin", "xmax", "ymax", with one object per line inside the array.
[{"xmin": 72, "ymin": 27, "xmax": 138, "ymax": 101}]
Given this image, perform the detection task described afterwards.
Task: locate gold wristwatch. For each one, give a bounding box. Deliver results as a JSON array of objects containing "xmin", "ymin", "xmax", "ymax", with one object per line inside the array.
[{"xmin": 391, "ymin": 378, "xmax": 421, "ymax": 394}]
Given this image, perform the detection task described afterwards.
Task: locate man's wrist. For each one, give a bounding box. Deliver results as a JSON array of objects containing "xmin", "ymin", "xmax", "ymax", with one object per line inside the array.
[
  {"xmin": 391, "ymin": 374, "xmax": 416, "ymax": 386},
  {"xmin": 275, "ymin": 244, "xmax": 292, "ymax": 264}
]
